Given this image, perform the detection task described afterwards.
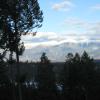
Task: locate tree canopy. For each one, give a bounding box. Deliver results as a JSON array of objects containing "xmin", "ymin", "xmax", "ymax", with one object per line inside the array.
[
  {"xmin": 0, "ymin": 0, "xmax": 43, "ymax": 55},
  {"xmin": 36, "ymin": 52, "xmax": 55, "ymax": 92},
  {"xmin": 0, "ymin": 1, "xmax": 43, "ymax": 100}
]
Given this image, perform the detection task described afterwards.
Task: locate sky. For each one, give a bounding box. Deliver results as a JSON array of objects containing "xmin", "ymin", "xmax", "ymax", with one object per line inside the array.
[
  {"xmin": 38, "ymin": 0, "xmax": 100, "ymax": 34},
  {"xmin": 21, "ymin": 0, "xmax": 100, "ymax": 62}
]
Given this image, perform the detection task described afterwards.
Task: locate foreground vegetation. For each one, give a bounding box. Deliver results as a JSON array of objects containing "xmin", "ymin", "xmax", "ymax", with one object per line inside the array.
[{"xmin": 0, "ymin": 52, "xmax": 100, "ymax": 100}]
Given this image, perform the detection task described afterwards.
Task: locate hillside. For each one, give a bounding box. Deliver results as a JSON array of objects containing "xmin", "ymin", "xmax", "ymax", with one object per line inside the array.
[{"xmin": 8, "ymin": 60, "xmax": 100, "ymax": 81}]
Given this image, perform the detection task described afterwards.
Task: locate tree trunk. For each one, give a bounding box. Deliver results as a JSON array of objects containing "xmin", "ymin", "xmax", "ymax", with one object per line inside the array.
[
  {"xmin": 14, "ymin": 17, "xmax": 22, "ymax": 100},
  {"xmin": 16, "ymin": 49, "xmax": 22, "ymax": 100},
  {"xmin": 9, "ymin": 51, "xmax": 16, "ymax": 100}
]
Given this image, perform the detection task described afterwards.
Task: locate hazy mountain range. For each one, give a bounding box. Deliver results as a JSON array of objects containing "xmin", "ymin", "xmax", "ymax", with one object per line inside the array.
[{"xmin": 20, "ymin": 40, "xmax": 100, "ymax": 62}]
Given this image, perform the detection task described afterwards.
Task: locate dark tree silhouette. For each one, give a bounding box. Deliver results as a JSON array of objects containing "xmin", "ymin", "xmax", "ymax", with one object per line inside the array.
[
  {"xmin": 80, "ymin": 51, "xmax": 96, "ymax": 100},
  {"xmin": 36, "ymin": 52, "xmax": 55, "ymax": 99},
  {"xmin": 0, "ymin": 52, "xmax": 9, "ymax": 84},
  {"xmin": 62, "ymin": 51, "xmax": 96, "ymax": 100},
  {"xmin": 0, "ymin": 0, "xmax": 43, "ymax": 100},
  {"xmin": 0, "ymin": 0, "xmax": 43, "ymax": 60}
]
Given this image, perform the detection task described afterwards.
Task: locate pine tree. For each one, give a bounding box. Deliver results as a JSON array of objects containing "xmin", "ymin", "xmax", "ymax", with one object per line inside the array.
[
  {"xmin": 0, "ymin": 1, "xmax": 43, "ymax": 100},
  {"xmin": 62, "ymin": 52, "xmax": 96, "ymax": 100},
  {"xmin": 37, "ymin": 52, "xmax": 55, "ymax": 92}
]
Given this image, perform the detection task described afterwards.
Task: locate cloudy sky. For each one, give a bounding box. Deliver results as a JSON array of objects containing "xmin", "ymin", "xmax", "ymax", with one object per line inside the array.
[{"xmin": 21, "ymin": 0, "xmax": 100, "ymax": 62}]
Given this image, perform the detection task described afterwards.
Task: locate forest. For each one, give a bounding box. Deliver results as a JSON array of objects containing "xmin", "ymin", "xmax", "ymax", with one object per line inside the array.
[
  {"xmin": 0, "ymin": 0, "xmax": 100, "ymax": 100},
  {"xmin": 0, "ymin": 52, "xmax": 100, "ymax": 100}
]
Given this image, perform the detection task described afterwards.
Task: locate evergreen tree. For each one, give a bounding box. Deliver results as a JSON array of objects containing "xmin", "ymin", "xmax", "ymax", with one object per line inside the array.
[
  {"xmin": 81, "ymin": 51, "xmax": 95, "ymax": 87},
  {"xmin": 0, "ymin": 1, "xmax": 43, "ymax": 100},
  {"xmin": 62, "ymin": 52, "xmax": 96, "ymax": 100},
  {"xmin": 37, "ymin": 52, "xmax": 55, "ymax": 92},
  {"xmin": 0, "ymin": 52, "xmax": 9, "ymax": 84},
  {"xmin": 0, "ymin": 0, "xmax": 43, "ymax": 59}
]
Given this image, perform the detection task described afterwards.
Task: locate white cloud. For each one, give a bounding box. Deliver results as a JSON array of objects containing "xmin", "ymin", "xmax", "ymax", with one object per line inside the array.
[
  {"xmin": 91, "ymin": 4, "xmax": 100, "ymax": 10},
  {"xmin": 65, "ymin": 18, "xmax": 86, "ymax": 26},
  {"xmin": 24, "ymin": 40, "xmax": 59, "ymax": 49},
  {"xmin": 21, "ymin": 18, "xmax": 100, "ymax": 61},
  {"xmin": 20, "ymin": 29, "xmax": 100, "ymax": 61},
  {"xmin": 22, "ymin": 31, "xmax": 100, "ymax": 50},
  {"xmin": 64, "ymin": 18, "xmax": 100, "ymax": 34},
  {"xmin": 34, "ymin": 32, "xmax": 57, "ymax": 38},
  {"xmin": 21, "ymin": 37, "xmax": 100, "ymax": 61},
  {"xmin": 52, "ymin": 0, "xmax": 75, "ymax": 11},
  {"xmin": 22, "ymin": 32, "xmax": 57, "ymax": 39},
  {"xmin": 64, "ymin": 18, "xmax": 91, "ymax": 30}
]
